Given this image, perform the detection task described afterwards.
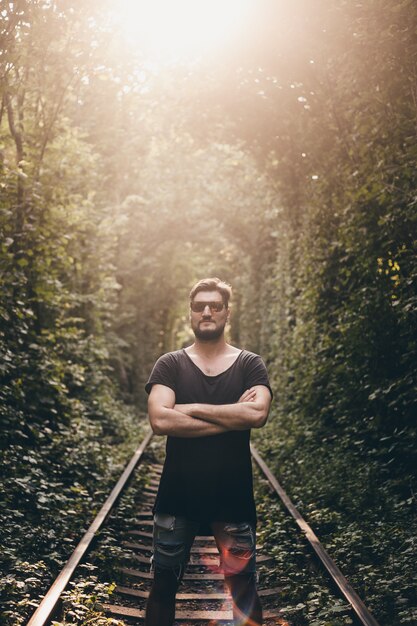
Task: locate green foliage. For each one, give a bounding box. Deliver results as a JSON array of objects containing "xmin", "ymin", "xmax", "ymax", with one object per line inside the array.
[
  {"xmin": 0, "ymin": 399, "xmax": 147, "ymax": 624},
  {"xmin": 254, "ymin": 413, "xmax": 417, "ymax": 625},
  {"xmin": 55, "ymin": 575, "xmax": 121, "ymax": 625}
]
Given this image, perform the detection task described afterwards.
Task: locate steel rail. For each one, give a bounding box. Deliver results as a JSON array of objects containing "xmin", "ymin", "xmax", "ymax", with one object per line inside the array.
[
  {"xmin": 250, "ymin": 444, "xmax": 381, "ymax": 626},
  {"xmin": 27, "ymin": 428, "xmax": 154, "ymax": 626}
]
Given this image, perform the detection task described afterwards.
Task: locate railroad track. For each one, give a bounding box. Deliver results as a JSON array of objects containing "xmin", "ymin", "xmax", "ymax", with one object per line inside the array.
[{"xmin": 28, "ymin": 428, "xmax": 380, "ymax": 626}]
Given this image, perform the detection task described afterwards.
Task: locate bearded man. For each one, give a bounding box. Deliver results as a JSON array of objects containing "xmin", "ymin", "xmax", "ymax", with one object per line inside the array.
[{"xmin": 145, "ymin": 277, "xmax": 272, "ymax": 626}]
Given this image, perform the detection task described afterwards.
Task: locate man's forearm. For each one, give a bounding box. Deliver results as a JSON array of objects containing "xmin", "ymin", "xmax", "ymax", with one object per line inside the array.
[
  {"xmin": 175, "ymin": 401, "xmax": 267, "ymax": 430},
  {"xmin": 150, "ymin": 406, "xmax": 228, "ymax": 438}
]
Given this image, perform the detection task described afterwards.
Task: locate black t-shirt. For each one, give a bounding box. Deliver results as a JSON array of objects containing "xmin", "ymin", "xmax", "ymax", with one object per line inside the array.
[{"xmin": 145, "ymin": 348, "xmax": 272, "ymax": 527}]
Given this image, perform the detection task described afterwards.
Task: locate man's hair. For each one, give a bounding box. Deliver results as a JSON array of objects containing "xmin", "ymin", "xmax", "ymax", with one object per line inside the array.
[{"xmin": 189, "ymin": 277, "xmax": 232, "ymax": 308}]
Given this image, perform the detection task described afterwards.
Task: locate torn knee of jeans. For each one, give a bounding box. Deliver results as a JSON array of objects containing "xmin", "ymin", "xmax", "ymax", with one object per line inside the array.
[
  {"xmin": 225, "ymin": 523, "xmax": 253, "ymax": 540},
  {"xmin": 224, "ymin": 522, "xmax": 252, "ymax": 537},
  {"xmin": 224, "ymin": 523, "xmax": 255, "ymax": 560},
  {"xmin": 156, "ymin": 541, "xmax": 185, "ymax": 558},
  {"xmin": 230, "ymin": 546, "xmax": 255, "ymax": 560}
]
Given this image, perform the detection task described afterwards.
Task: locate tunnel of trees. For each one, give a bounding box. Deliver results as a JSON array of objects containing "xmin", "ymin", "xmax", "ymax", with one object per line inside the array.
[{"xmin": 0, "ymin": 1, "xmax": 416, "ymax": 624}]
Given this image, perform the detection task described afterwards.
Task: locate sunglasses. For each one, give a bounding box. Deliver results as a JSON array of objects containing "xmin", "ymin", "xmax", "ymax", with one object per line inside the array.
[{"xmin": 190, "ymin": 301, "xmax": 226, "ymax": 313}]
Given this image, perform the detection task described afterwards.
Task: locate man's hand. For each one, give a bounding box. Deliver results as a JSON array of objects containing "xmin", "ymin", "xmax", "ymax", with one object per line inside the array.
[
  {"xmin": 175, "ymin": 387, "xmax": 257, "ymax": 416},
  {"xmin": 238, "ymin": 387, "xmax": 257, "ymax": 403}
]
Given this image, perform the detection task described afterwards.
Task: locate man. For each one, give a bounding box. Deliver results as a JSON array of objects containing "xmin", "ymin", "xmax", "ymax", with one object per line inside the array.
[{"xmin": 145, "ymin": 277, "xmax": 272, "ymax": 626}]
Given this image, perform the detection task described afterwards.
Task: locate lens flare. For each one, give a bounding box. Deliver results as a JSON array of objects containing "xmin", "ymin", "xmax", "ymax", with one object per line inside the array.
[{"xmin": 110, "ymin": 0, "xmax": 255, "ymax": 61}]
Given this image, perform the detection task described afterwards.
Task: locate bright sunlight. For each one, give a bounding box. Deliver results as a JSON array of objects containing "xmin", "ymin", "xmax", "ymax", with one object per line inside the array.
[{"xmin": 111, "ymin": 0, "xmax": 256, "ymax": 60}]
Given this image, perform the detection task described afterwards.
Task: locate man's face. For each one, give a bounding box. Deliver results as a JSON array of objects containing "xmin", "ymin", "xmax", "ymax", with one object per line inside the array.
[{"xmin": 190, "ymin": 290, "xmax": 229, "ymax": 341}]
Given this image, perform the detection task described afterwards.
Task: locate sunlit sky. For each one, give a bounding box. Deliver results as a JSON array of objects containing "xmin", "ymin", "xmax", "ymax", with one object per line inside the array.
[{"xmin": 110, "ymin": 0, "xmax": 257, "ymax": 61}]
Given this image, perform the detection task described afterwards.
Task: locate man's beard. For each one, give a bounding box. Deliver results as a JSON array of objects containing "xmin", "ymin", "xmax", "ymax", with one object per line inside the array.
[{"xmin": 193, "ymin": 322, "xmax": 226, "ymax": 341}]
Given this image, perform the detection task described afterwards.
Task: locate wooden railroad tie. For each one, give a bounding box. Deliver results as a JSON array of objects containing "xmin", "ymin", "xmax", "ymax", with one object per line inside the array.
[
  {"xmin": 125, "ymin": 551, "xmax": 272, "ymax": 566},
  {"xmin": 115, "ymin": 585, "xmax": 283, "ymax": 600},
  {"xmin": 104, "ymin": 604, "xmax": 288, "ymax": 622}
]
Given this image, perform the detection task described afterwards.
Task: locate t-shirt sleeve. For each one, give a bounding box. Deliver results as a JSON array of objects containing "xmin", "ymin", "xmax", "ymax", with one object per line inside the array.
[
  {"xmin": 244, "ymin": 353, "xmax": 273, "ymax": 399},
  {"xmin": 145, "ymin": 353, "xmax": 177, "ymax": 395}
]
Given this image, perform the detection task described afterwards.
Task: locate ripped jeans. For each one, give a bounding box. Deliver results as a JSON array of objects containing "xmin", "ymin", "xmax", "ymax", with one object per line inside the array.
[
  {"xmin": 146, "ymin": 514, "xmax": 262, "ymax": 626},
  {"xmin": 152, "ymin": 513, "xmax": 257, "ymax": 579}
]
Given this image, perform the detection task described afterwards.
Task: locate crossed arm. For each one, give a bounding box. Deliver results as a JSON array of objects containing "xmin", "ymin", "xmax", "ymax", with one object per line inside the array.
[{"xmin": 148, "ymin": 384, "xmax": 272, "ymax": 438}]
